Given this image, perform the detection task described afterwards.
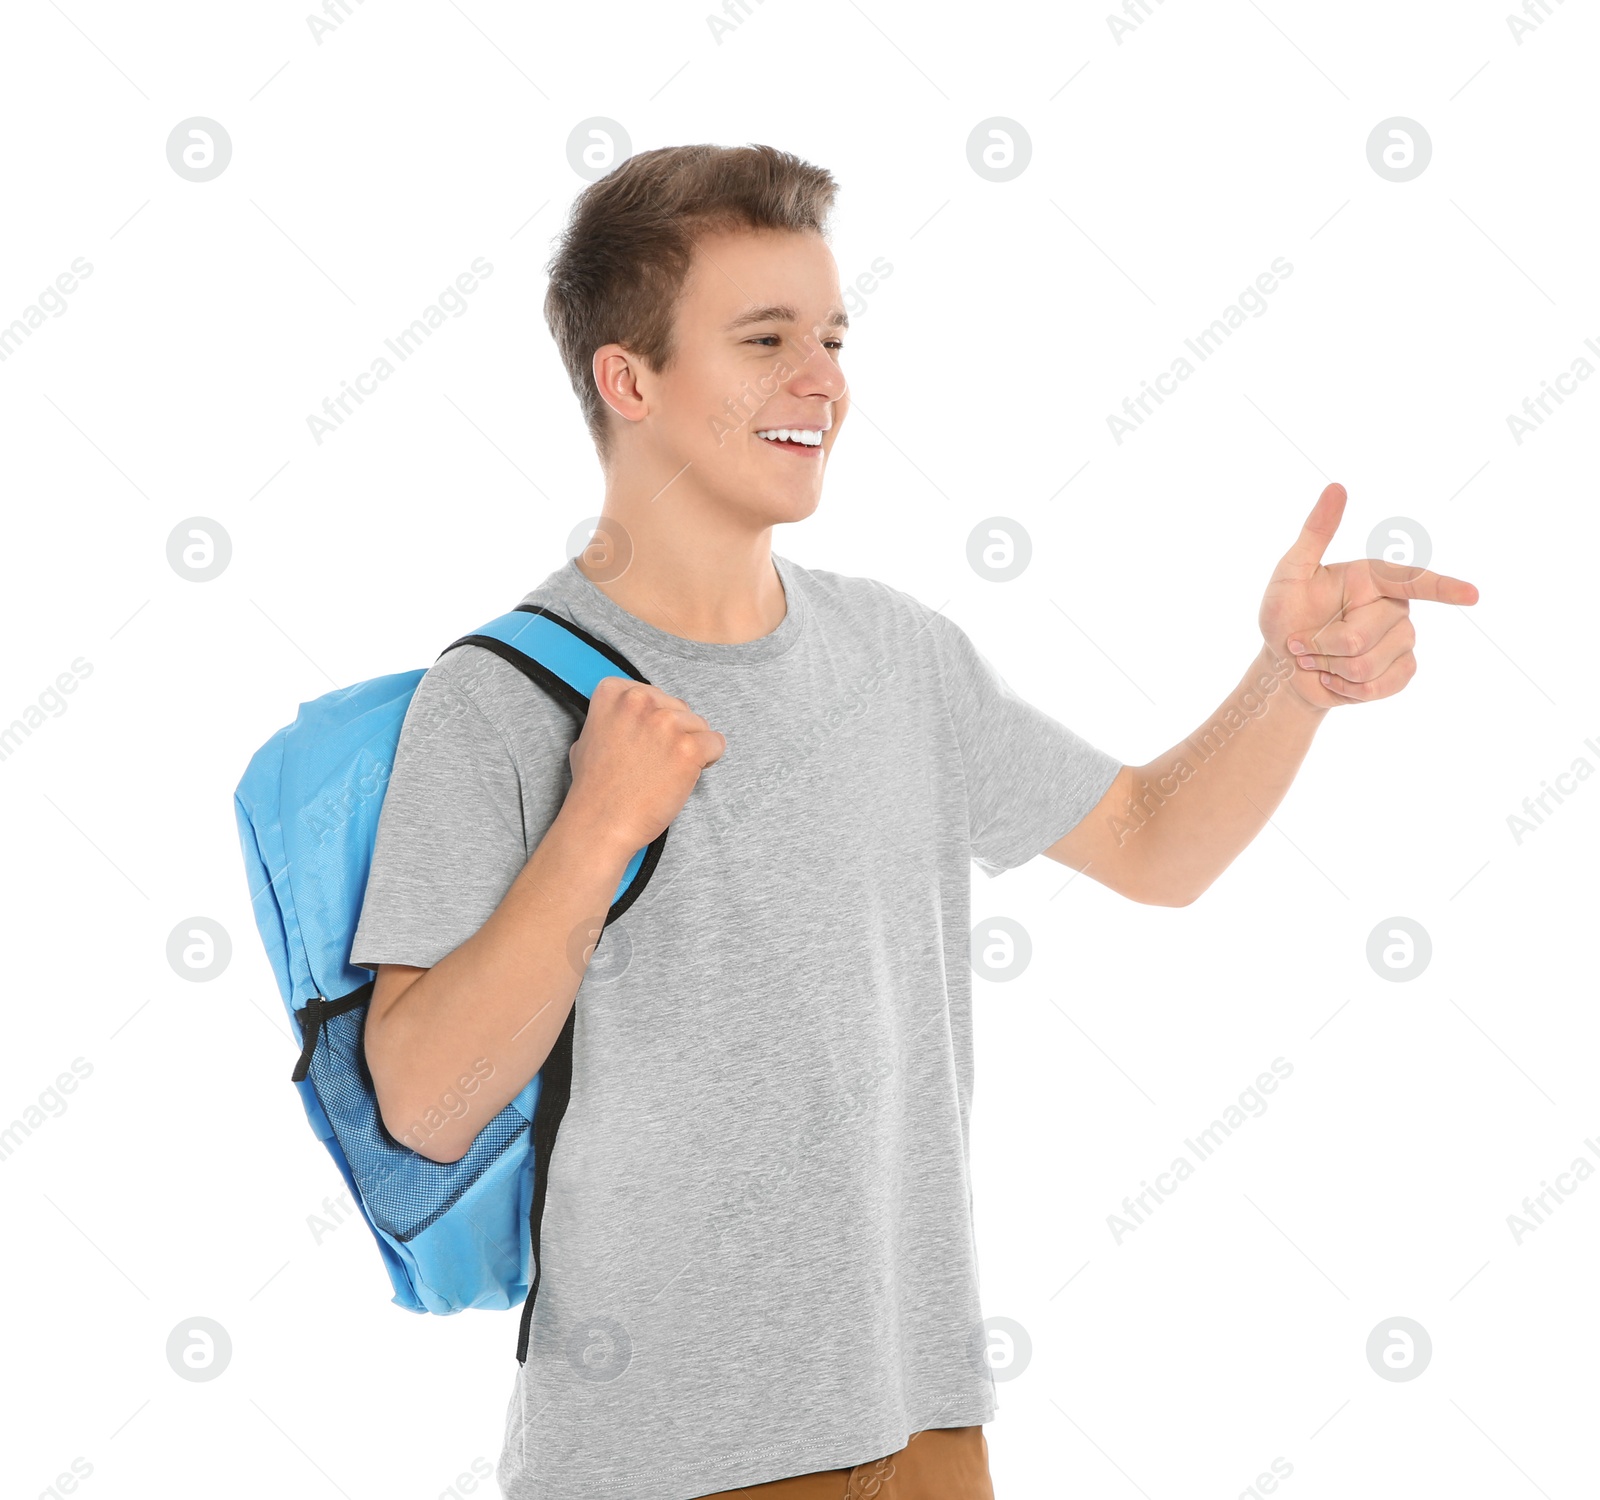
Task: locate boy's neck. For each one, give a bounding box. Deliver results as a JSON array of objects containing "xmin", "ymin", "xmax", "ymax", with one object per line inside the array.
[{"xmin": 573, "ymin": 506, "xmax": 789, "ymax": 646}]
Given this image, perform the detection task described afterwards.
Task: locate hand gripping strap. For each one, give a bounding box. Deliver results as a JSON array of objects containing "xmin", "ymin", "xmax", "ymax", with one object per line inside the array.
[{"xmin": 437, "ymin": 603, "xmax": 667, "ymax": 924}]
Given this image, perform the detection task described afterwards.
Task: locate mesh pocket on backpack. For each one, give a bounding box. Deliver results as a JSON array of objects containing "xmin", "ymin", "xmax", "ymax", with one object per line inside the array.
[{"xmin": 306, "ymin": 1001, "xmax": 531, "ymax": 1243}]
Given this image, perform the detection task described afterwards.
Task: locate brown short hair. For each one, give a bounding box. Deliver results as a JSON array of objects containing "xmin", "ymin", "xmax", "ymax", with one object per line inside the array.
[{"xmin": 543, "ymin": 143, "xmax": 839, "ymax": 462}]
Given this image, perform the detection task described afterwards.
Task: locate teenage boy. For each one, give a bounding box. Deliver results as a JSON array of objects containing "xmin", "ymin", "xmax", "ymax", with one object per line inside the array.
[{"xmin": 350, "ymin": 143, "xmax": 1477, "ymax": 1500}]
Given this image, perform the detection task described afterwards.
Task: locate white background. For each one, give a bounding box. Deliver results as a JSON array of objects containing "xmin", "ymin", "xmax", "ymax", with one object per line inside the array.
[{"xmin": 2, "ymin": 0, "xmax": 1596, "ymax": 1496}]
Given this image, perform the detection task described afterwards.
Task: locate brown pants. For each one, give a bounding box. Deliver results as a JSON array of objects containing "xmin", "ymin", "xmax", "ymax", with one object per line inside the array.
[{"xmin": 700, "ymin": 1425, "xmax": 994, "ymax": 1499}]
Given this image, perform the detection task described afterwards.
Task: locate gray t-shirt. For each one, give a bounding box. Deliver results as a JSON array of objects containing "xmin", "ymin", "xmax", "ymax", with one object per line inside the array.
[{"xmin": 351, "ymin": 552, "xmax": 1122, "ymax": 1500}]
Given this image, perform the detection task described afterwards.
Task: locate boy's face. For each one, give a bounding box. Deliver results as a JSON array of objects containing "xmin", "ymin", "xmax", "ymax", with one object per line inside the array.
[{"xmin": 602, "ymin": 226, "xmax": 849, "ymax": 528}]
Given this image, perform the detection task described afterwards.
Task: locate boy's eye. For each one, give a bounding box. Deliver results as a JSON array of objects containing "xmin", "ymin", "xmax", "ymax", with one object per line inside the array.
[{"xmin": 745, "ymin": 335, "xmax": 846, "ymax": 352}]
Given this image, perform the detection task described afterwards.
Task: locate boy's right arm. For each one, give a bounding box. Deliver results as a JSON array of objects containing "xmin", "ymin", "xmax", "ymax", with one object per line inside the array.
[
  {"xmin": 363, "ymin": 674, "xmax": 725, "ymax": 1165},
  {"xmin": 365, "ymin": 802, "xmax": 633, "ymax": 1165}
]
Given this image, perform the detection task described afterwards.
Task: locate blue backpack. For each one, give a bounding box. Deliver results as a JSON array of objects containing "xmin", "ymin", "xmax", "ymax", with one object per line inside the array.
[{"xmin": 232, "ymin": 604, "xmax": 665, "ymax": 1361}]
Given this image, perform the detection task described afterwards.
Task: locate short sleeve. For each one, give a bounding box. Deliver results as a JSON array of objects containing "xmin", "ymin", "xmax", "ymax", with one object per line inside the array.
[
  {"xmin": 350, "ymin": 666, "xmax": 529, "ymax": 969},
  {"xmin": 928, "ymin": 610, "xmax": 1123, "ymax": 878}
]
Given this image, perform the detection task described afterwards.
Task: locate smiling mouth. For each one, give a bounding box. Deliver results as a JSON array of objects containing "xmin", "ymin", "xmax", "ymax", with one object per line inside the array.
[{"xmin": 754, "ymin": 426, "xmax": 824, "ymax": 451}]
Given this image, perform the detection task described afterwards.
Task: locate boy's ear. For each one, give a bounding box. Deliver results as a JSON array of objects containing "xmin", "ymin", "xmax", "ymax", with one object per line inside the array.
[{"xmin": 593, "ymin": 343, "xmax": 648, "ymax": 427}]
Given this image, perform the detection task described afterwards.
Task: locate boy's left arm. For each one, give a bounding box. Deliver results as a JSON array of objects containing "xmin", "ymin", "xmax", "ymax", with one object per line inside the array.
[{"xmin": 1046, "ymin": 482, "xmax": 1479, "ymax": 906}]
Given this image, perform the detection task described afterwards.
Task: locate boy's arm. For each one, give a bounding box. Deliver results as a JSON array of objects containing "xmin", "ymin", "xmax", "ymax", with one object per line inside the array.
[
  {"xmin": 1045, "ymin": 482, "xmax": 1478, "ymax": 906},
  {"xmin": 364, "ymin": 673, "xmax": 725, "ymax": 1165},
  {"xmin": 1044, "ymin": 645, "xmax": 1325, "ymax": 905},
  {"xmin": 365, "ymin": 802, "xmax": 636, "ymax": 1164}
]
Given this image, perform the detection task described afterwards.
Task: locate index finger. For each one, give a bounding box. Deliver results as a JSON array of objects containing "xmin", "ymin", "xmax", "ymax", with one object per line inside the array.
[{"xmin": 1370, "ymin": 563, "xmax": 1480, "ymax": 606}]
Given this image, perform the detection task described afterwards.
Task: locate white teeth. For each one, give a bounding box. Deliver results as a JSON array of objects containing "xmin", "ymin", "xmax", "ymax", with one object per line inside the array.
[{"xmin": 756, "ymin": 428, "xmax": 822, "ymax": 446}]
